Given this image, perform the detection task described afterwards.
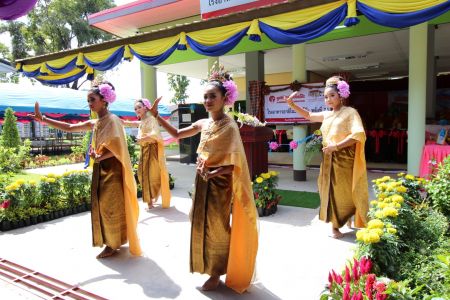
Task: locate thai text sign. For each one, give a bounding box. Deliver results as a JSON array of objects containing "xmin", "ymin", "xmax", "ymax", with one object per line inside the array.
[
  {"xmin": 264, "ymin": 83, "xmax": 327, "ymax": 124},
  {"xmin": 200, "ymin": 0, "xmax": 287, "ymax": 20}
]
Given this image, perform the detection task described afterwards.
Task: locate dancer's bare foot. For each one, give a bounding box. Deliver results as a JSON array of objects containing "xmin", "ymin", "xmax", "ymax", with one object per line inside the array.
[
  {"xmin": 201, "ymin": 275, "xmax": 220, "ymax": 291},
  {"xmin": 330, "ymin": 228, "xmax": 344, "ymax": 239},
  {"xmin": 96, "ymin": 246, "xmax": 117, "ymax": 259}
]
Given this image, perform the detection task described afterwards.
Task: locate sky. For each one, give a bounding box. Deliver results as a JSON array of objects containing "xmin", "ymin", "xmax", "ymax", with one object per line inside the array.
[{"xmin": 0, "ymin": 0, "xmax": 204, "ymax": 106}]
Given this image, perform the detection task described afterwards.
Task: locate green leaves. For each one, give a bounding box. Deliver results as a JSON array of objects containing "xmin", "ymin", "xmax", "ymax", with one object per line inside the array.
[{"xmin": 167, "ymin": 73, "xmax": 190, "ymax": 104}]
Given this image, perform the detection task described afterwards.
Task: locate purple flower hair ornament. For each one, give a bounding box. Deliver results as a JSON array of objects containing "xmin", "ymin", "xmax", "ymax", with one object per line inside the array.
[
  {"xmin": 141, "ymin": 98, "xmax": 151, "ymax": 110},
  {"xmin": 99, "ymin": 84, "xmax": 116, "ymax": 104},
  {"xmin": 222, "ymin": 80, "xmax": 238, "ymax": 105},
  {"xmin": 289, "ymin": 140, "xmax": 298, "ymax": 150},
  {"xmin": 337, "ymin": 80, "xmax": 350, "ymax": 99},
  {"xmin": 269, "ymin": 141, "xmax": 279, "ymax": 151}
]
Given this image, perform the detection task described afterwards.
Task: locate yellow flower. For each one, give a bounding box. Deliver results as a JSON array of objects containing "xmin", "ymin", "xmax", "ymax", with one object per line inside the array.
[
  {"xmin": 269, "ymin": 171, "xmax": 278, "ymax": 176},
  {"xmin": 382, "ymin": 207, "xmax": 399, "ymax": 217},
  {"xmin": 256, "ymin": 177, "xmax": 263, "ymax": 183},
  {"xmin": 391, "ymin": 194, "xmax": 404, "ymax": 203},
  {"xmin": 375, "ymin": 210, "xmax": 385, "ymax": 219},
  {"xmin": 261, "ymin": 173, "xmax": 270, "ymax": 179},
  {"xmin": 363, "ymin": 231, "xmax": 380, "ymax": 244},
  {"xmin": 370, "ymin": 200, "xmax": 378, "ymax": 206},
  {"xmin": 378, "ymin": 183, "xmax": 387, "ymax": 191},
  {"xmin": 47, "ymin": 173, "xmax": 56, "ymax": 178},
  {"xmin": 377, "ymin": 202, "xmax": 388, "ymax": 209},
  {"xmin": 48, "ymin": 178, "xmax": 56, "ymax": 183},
  {"xmin": 371, "ymin": 228, "xmax": 384, "ymax": 236},
  {"xmin": 396, "ymin": 186, "xmax": 407, "ymax": 193},
  {"xmin": 356, "ymin": 229, "xmax": 367, "ymax": 241},
  {"xmin": 16, "ymin": 179, "xmax": 25, "ymax": 185},
  {"xmin": 397, "ymin": 172, "xmax": 405, "ymax": 177},
  {"xmin": 368, "ymin": 219, "xmax": 384, "ymax": 229},
  {"xmin": 405, "ymin": 174, "xmax": 415, "ymax": 180},
  {"xmin": 29, "ymin": 180, "xmax": 37, "ymax": 186},
  {"xmin": 264, "ymin": 186, "xmax": 268, "ymax": 190},
  {"xmin": 387, "ymin": 228, "xmax": 397, "ymax": 234}
]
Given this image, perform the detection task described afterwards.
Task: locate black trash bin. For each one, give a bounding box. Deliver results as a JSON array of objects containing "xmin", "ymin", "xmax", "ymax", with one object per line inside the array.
[{"xmin": 178, "ymin": 103, "xmax": 208, "ymax": 164}]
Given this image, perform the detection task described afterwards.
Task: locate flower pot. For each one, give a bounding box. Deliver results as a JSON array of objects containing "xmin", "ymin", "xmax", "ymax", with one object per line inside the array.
[
  {"xmin": 0, "ymin": 220, "xmax": 11, "ymax": 231},
  {"xmin": 263, "ymin": 208, "xmax": 272, "ymax": 217},
  {"xmin": 23, "ymin": 217, "xmax": 31, "ymax": 227},
  {"xmin": 30, "ymin": 216, "xmax": 38, "ymax": 225},
  {"xmin": 257, "ymin": 207, "xmax": 264, "ymax": 217},
  {"xmin": 137, "ymin": 190, "xmax": 142, "ymax": 198},
  {"xmin": 169, "ymin": 182, "xmax": 175, "ymax": 190}
]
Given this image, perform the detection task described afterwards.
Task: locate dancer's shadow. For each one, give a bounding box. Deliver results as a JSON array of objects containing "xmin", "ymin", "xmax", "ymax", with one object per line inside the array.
[
  {"xmin": 198, "ymin": 281, "xmax": 282, "ymax": 300},
  {"xmin": 80, "ymin": 249, "xmax": 181, "ymax": 299},
  {"xmin": 139, "ymin": 206, "xmax": 189, "ymax": 224}
]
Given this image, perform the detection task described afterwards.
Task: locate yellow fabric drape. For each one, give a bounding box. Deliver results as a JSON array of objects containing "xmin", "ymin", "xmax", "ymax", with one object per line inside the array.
[
  {"xmin": 129, "ymin": 35, "xmax": 180, "ymax": 57},
  {"xmin": 197, "ymin": 115, "xmax": 258, "ymax": 294},
  {"xmin": 188, "ymin": 21, "xmax": 252, "ymax": 46},
  {"xmin": 22, "ymin": 63, "xmax": 41, "ymax": 73},
  {"xmin": 138, "ymin": 113, "xmax": 171, "ymax": 208},
  {"xmin": 35, "ymin": 67, "xmax": 85, "ymax": 82},
  {"xmin": 45, "ymin": 54, "xmax": 78, "ymax": 69},
  {"xmin": 347, "ymin": 0, "xmax": 358, "ymax": 18},
  {"xmin": 359, "ymin": 0, "xmax": 448, "ymax": 12},
  {"xmin": 259, "ymin": 0, "xmax": 346, "ymax": 29},
  {"xmin": 93, "ymin": 113, "xmax": 142, "ymax": 256},
  {"xmin": 319, "ymin": 106, "xmax": 369, "ymax": 228},
  {"xmin": 84, "ymin": 46, "xmax": 123, "ymax": 63}
]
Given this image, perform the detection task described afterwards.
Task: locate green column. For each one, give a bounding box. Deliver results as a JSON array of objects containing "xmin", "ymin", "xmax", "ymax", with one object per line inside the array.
[
  {"xmin": 140, "ymin": 62, "xmax": 157, "ymax": 101},
  {"xmin": 408, "ymin": 23, "xmax": 428, "ymax": 175},
  {"xmin": 292, "ymin": 43, "xmax": 307, "ymax": 181}
]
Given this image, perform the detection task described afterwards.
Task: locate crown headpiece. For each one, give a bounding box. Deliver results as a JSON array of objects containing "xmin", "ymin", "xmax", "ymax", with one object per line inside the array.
[{"xmin": 207, "ymin": 62, "xmax": 238, "ymax": 105}]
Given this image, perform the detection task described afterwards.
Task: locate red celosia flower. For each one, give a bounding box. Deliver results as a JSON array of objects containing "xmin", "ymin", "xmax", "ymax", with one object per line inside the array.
[
  {"xmin": 352, "ymin": 261, "xmax": 360, "ymax": 282},
  {"xmin": 345, "ymin": 266, "xmax": 351, "ymax": 283},
  {"xmin": 335, "ymin": 274, "xmax": 343, "ymax": 285},
  {"xmin": 1, "ymin": 200, "xmax": 10, "ymax": 209},
  {"xmin": 343, "ymin": 283, "xmax": 351, "ymax": 300},
  {"xmin": 365, "ymin": 274, "xmax": 376, "ymax": 300}
]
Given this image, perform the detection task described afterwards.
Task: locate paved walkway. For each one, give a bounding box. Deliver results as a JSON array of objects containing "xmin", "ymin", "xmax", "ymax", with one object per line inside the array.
[{"xmin": 1, "ymin": 162, "xmax": 383, "ymax": 299}]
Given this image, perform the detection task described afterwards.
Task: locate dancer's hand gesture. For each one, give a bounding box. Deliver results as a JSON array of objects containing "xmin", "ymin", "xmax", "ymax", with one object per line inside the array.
[
  {"xmin": 28, "ymin": 102, "xmax": 43, "ymax": 121},
  {"xmin": 148, "ymin": 96, "xmax": 162, "ymax": 118}
]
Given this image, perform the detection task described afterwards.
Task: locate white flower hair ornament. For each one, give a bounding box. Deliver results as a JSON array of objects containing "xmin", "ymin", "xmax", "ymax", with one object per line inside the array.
[
  {"xmin": 336, "ymin": 80, "xmax": 350, "ymax": 99},
  {"xmin": 98, "ymin": 83, "xmax": 117, "ymax": 104}
]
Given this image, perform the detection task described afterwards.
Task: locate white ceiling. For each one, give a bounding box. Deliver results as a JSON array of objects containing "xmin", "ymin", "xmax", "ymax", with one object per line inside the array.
[{"xmin": 157, "ymin": 22, "xmax": 450, "ymax": 81}]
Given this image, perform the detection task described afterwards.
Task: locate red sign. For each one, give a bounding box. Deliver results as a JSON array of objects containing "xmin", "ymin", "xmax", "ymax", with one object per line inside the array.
[{"xmin": 201, "ymin": 0, "xmax": 287, "ymax": 20}]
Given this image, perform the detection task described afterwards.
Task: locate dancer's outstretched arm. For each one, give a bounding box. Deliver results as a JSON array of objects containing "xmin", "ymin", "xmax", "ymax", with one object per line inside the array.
[
  {"xmin": 29, "ymin": 102, "xmax": 93, "ymax": 132},
  {"xmin": 149, "ymin": 97, "xmax": 204, "ymax": 139}
]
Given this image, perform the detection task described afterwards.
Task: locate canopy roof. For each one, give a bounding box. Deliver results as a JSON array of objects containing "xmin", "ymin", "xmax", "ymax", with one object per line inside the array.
[
  {"xmin": 0, "ymin": 83, "xmax": 172, "ymax": 117},
  {"xmin": 14, "ymin": 0, "xmax": 450, "ymax": 85}
]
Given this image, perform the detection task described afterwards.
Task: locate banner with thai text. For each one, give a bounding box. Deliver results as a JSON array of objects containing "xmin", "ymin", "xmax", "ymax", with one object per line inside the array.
[
  {"xmin": 264, "ymin": 83, "xmax": 327, "ymax": 124},
  {"xmin": 200, "ymin": 0, "xmax": 287, "ymax": 20}
]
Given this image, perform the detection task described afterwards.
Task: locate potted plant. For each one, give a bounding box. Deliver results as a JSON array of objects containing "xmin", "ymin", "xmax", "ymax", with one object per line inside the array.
[{"xmin": 253, "ymin": 171, "xmax": 282, "ymax": 217}]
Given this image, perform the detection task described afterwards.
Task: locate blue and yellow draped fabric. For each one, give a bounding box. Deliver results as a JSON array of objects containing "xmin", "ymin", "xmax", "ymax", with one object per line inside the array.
[
  {"xmin": 17, "ymin": 0, "xmax": 450, "ymax": 84},
  {"xmin": 357, "ymin": 0, "xmax": 450, "ymax": 28}
]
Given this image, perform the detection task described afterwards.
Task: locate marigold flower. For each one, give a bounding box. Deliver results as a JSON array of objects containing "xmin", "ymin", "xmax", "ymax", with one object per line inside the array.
[
  {"xmin": 367, "ymin": 219, "xmax": 384, "ymax": 229},
  {"xmin": 387, "ymin": 228, "xmax": 397, "ymax": 234},
  {"xmin": 382, "ymin": 207, "xmax": 398, "ymax": 217},
  {"xmin": 405, "ymin": 174, "xmax": 415, "ymax": 180},
  {"xmin": 255, "ymin": 177, "xmax": 263, "ymax": 183}
]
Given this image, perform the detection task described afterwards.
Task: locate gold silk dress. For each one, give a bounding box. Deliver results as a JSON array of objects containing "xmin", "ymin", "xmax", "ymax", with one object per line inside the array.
[
  {"xmin": 190, "ymin": 115, "xmax": 258, "ymax": 294},
  {"xmin": 91, "ymin": 112, "xmax": 142, "ymax": 256},
  {"xmin": 137, "ymin": 113, "xmax": 171, "ymax": 208},
  {"xmin": 318, "ymin": 106, "xmax": 369, "ymax": 228}
]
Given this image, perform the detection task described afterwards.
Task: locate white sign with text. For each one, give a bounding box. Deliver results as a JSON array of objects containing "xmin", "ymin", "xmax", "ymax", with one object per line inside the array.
[{"xmin": 264, "ymin": 83, "xmax": 328, "ymax": 124}]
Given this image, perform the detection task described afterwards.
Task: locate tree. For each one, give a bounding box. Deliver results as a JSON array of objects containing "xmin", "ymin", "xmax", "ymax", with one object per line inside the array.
[
  {"xmin": 167, "ymin": 73, "xmax": 190, "ymax": 104},
  {"xmin": 1, "ymin": 108, "xmax": 21, "ymax": 150},
  {"xmin": 0, "ymin": 0, "xmax": 115, "ymax": 88},
  {"xmin": 0, "ymin": 43, "xmax": 19, "ymax": 83}
]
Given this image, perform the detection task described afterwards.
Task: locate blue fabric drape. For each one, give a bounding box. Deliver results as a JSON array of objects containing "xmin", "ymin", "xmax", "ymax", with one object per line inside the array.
[
  {"xmin": 84, "ymin": 47, "xmax": 125, "ymax": 71},
  {"xmin": 131, "ymin": 42, "xmax": 179, "ymax": 65},
  {"xmin": 23, "ymin": 68, "xmax": 41, "ymax": 77},
  {"xmin": 46, "ymin": 58, "xmax": 77, "ymax": 74},
  {"xmin": 259, "ymin": 4, "xmax": 347, "ymax": 45},
  {"xmin": 357, "ymin": 1, "xmax": 450, "ymax": 29},
  {"xmin": 37, "ymin": 69, "xmax": 86, "ymax": 85},
  {"xmin": 187, "ymin": 29, "xmax": 247, "ymax": 56}
]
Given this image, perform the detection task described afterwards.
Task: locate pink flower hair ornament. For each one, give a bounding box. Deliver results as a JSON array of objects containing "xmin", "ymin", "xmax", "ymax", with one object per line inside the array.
[
  {"xmin": 337, "ymin": 80, "xmax": 350, "ymax": 98},
  {"xmin": 140, "ymin": 98, "xmax": 151, "ymax": 110},
  {"xmin": 98, "ymin": 83, "xmax": 116, "ymax": 104},
  {"xmin": 222, "ymin": 80, "xmax": 238, "ymax": 105},
  {"xmin": 269, "ymin": 141, "xmax": 279, "ymax": 151}
]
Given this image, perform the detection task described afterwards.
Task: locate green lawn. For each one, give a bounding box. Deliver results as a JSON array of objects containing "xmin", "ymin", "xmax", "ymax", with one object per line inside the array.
[
  {"xmin": 276, "ymin": 189, "xmax": 320, "ymax": 209},
  {"xmin": 10, "ymin": 172, "xmax": 44, "ymax": 183}
]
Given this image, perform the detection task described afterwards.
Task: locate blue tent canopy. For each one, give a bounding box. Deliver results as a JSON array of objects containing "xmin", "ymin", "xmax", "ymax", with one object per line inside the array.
[{"xmin": 0, "ymin": 83, "xmax": 172, "ymax": 117}]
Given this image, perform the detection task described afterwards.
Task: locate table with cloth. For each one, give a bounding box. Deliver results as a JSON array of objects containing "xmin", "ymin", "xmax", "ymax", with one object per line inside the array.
[{"xmin": 419, "ymin": 144, "xmax": 450, "ymax": 178}]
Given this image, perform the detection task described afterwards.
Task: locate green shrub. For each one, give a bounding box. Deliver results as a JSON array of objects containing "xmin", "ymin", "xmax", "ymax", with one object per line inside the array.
[
  {"xmin": 126, "ymin": 134, "xmax": 138, "ymax": 166},
  {"xmin": 1, "ymin": 107, "xmax": 20, "ymax": 150},
  {"xmin": 426, "ymin": 155, "xmax": 450, "ymax": 221},
  {"xmin": 71, "ymin": 131, "xmax": 91, "ymax": 158},
  {"xmin": 61, "ymin": 170, "xmax": 91, "ymax": 206}
]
